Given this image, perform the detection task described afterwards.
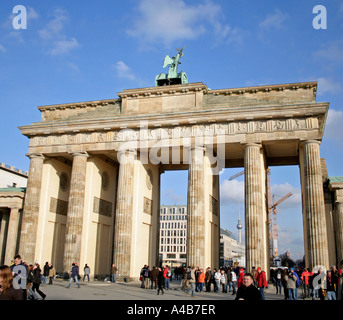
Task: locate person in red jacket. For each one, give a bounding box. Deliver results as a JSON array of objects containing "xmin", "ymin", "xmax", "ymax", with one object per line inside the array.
[
  {"xmin": 301, "ymin": 268, "xmax": 313, "ymax": 298},
  {"xmin": 256, "ymin": 267, "xmax": 268, "ymax": 300},
  {"xmin": 237, "ymin": 268, "xmax": 245, "ymax": 288}
]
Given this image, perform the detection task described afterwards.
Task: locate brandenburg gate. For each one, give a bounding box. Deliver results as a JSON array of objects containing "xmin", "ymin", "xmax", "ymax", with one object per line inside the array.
[{"xmin": 15, "ymin": 52, "xmax": 342, "ymax": 280}]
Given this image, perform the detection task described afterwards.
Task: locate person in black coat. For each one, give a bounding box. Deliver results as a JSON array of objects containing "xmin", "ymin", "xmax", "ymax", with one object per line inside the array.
[
  {"xmin": 235, "ymin": 273, "xmax": 261, "ymax": 301},
  {"xmin": 32, "ymin": 263, "xmax": 46, "ymax": 300},
  {"xmin": 157, "ymin": 268, "xmax": 164, "ymax": 295}
]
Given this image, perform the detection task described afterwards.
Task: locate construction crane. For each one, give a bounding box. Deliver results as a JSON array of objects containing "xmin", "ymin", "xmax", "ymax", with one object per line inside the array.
[
  {"xmin": 229, "ymin": 170, "xmax": 244, "ymax": 180},
  {"xmin": 268, "ymin": 191, "xmax": 292, "ymax": 259},
  {"xmin": 230, "ymin": 168, "xmax": 292, "ymax": 262}
]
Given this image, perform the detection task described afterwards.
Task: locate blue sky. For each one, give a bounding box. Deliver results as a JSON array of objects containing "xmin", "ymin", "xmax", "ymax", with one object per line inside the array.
[{"xmin": 1, "ymin": 0, "xmax": 343, "ymax": 259}]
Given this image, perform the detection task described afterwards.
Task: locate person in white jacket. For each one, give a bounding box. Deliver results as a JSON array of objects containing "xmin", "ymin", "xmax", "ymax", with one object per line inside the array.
[{"xmin": 214, "ymin": 269, "xmax": 221, "ymax": 293}]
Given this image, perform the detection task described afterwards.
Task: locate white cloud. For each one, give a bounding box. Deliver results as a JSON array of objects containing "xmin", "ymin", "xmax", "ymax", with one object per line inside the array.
[
  {"xmin": 324, "ymin": 109, "xmax": 343, "ymax": 141},
  {"xmin": 220, "ymin": 179, "xmax": 244, "ymax": 204},
  {"xmin": 313, "ymin": 38, "xmax": 343, "ymax": 64},
  {"xmin": 259, "ymin": 8, "xmax": 287, "ymax": 31},
  {"xmin": 27, "ymin": 7, "xmax": 39, "ymax": 20},
  {"xmin": 126, "ymin": 0, "xmax": 234, "ymax": 47},
  {"xmin": 270, "ymin": 182, "xmax": 301, "ymax": 209},
  {"xmin": 0, "ymin": 44, "xmax": 6, "ymax": 53},
  {"xmin": 49, "ymin": 38, "xmax": 79, "ymax": 56},
  {"xmin": 317, "ymin": 77, "xmax": 341, "ymax": 95},
  {"xmin": 163, "ymin": 188, "xmax": 186, "ymax": 204},
  {"xmin": 113, "ymin": 61, "xmax": 137, "ymax": 80},
  {"xmin": 39, "ymin": 8, "xmax": 79, "ymax": 55}
]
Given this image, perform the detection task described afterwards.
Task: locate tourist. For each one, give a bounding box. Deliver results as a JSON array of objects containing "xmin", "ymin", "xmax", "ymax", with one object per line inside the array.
[
  {"xmin": 27, "ymin": 264, "xmax": 39, "ymax": 300},
  {"xmin": 213, "ymin": 268, "xmax": 221, "ymax": 293},
  {"xmin": 48, "ymin": 264, "xmax": 56, "ymax": 285},
  {"xmin": 251, "ymin": 266, "xmax": 257, "ymax": 287},
  {"xmin": 205, "ymin": 267, "xmax": 212, "ymax": 292},
  {"xmin": 293, "ymin": 269, "xmax": 300, "ymax": 300},
  {"xmin": 220, "ymin": 269, "xmax": 227, "ymax": 293},
  {"xmin": 325, "ymin": 271, "xmax": 336, "ymax": 300},
  {"xmin": 163, "ymin": 265, "xmax": 170, "ymax": 290},
  {"xmin": 0, "ymin": 265, "xmax": 23, "ymax": 300},
  {"xmin": 82, "ymin": 264, "xmax": 90, "ymax": 282},
  {"xmin": 150, "ymin": 266, "xmax": 159, "ymax": 290},
  {"xmin": 197, "ymin": 268, "xmax": 205, "ymax": 292},
  {"xmin": 281, "ymin": 269, "xmax": 289, "ymax": 299},
  {"xmin": 42, "ymin": 261, "xmax": 50, "ymax": 286},
  {"xmin": 144, "ymin": 266, "xmax": 151, "ymax": 289},
  {"xmin": 182, "ymin": 267, "xmax": 188, "ymax": 291},
  {"xmin": 237, "ymin": 268, "xmax": 245, "ymax": 288},
  {"xmin": 66, "ymin": 262, "xmax": 80, "ymax": 289},
  {"xmin": 111, "ymin": 264, "xmax": 117, "ymax": 283},
  {"xmin": 311, "ymin": 268, "xmax": 324, "ymax": 300},
  {"xmin": 228, "ymin": 267, "xmax": 237, "ymax": 295},
  {"xmin": 10, "ymin": 254, "xmax": 28, "ymax": 300},
  {"xmin": 337, "ymin": 262, "xmax": 343, "ymax": 300},
  {"xmin": 301, "ymin": 268, "xmax": 312, "ymax": 298},
  {"xmin": 285, "ymin": 268, "xmax": 297, "ymax": 300},
  {"xmin": 275, "ymin": 268, "xmax": 282, "ymax": 295},
  {"xmin": 256, "ymin": 267, "xmax": 268, "ymax": 300},
  {"xmin": 194, "ymin": 267, "xmax": 200, "ymax": 291},
  {"xmin": 32, "ymin": 262, "xmax": 46, "ymax": 299},
  {"xmin": 235, "ymin": 273, "xmax": 261, "ymax": 301},
  {"xmin": 330, "ymin": 265, "xmax": 340, "ymax": 297},
  {"xmin": 157, "ymin": 267, "xmax": 164, "ymax": 295},
  {"xmin": 185, "ymin": 266, "xmax": 196, "ymax": 297}
]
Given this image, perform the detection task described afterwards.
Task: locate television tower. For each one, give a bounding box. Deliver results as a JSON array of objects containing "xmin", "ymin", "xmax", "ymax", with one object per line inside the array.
[{"xmin": 236, "ymin": 205, "xmax": 243, "ymax": 243}]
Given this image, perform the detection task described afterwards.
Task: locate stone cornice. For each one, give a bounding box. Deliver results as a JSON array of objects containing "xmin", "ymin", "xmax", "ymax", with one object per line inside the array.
[
  {"xmin": 117, "ymin": 82, "xmax": 207, "ymax": 99},
  {"xmin": 208, "ymin": 81, "xmax": 317, "ymax": 97},
  {"xmin": 37, "ymin": 99, "xmax": 119, "ymax": 112},
  {"xmin": 19, "ymin": 101, "xmax": 329, "ymax": 137}
]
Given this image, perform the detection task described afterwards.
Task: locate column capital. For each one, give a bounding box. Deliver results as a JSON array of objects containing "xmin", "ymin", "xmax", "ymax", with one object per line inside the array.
[
  {"xmin": 242, "ymin": 142, "xmax": 262, "ymax": 149},
  {"xmin": 300, "ymin": 139, "xmax": 321, "ymax": 147},
  {"xmin": 25, "ymin": 153, "xmax": 45, "ymax": 160},
  {"xmin": 69, "ymin": 151, "xmax": 89, "ymax": 158},
  {"xmin": 117, "ymin": 148, "xmax": 136, "ymax": 164}
]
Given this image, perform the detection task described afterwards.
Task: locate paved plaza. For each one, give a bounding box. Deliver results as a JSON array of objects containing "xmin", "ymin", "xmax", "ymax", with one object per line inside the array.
[
  {"xmin": 26, "ymin": 279, "xmax": 330, "ymax": 319},
  {"xmin": 38, "ymin": 278, "xmax": 286, "ymax": 300}
]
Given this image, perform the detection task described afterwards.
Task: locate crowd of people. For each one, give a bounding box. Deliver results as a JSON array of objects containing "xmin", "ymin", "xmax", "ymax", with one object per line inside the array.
[
  {"xmin": 0, "ymin": 254, "xmax": 92, "ymax": 300},
  {"xmin": 1, "ymin": 254, "xmax": 343, "ymax": 301},
  {"xmin": 270, "ymin": 263, "xmax": 343, "ymax": 300},
  {"xmin": 0, "ymin": 255, "xmax": 48, "ymax": 300},
  {"xmin": 139, "ymin": 261, "xmax": 343, "ymax": 301}
]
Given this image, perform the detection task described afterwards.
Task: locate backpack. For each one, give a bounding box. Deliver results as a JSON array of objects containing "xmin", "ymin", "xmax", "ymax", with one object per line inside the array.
[
  {"xmin": 167, "ymin": 269, "xmax": 171, "ymax": 277},
  {"xmin": 144, "ymin": 269, "xmax": 149, "ymax": 278},
  {"xmin": 186, "ymin": 271, "xmax": 192, "ymax": 280}
]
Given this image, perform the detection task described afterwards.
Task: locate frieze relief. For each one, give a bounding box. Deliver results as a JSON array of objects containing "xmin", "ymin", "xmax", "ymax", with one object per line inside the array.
[{"xmin": 29, "ymin": 117, "xmax": 312, "ymax": 147}]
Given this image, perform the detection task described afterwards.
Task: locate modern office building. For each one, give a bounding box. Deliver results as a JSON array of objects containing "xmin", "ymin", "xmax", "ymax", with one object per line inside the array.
[
  {"xmin": 159, "ymin": 204, "xmax": 187, "ymax": 266},
  {"xmin": 220, "ymin": 228, "xmax": 245, "ymax": 267}
]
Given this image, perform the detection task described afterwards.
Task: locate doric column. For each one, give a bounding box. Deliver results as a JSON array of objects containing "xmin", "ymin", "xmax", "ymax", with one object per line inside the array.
[
  {"xmin": 244, "ymin": 143, "xmax": 268, "ymax": 273},
  {"xmin": 333, "ymin": 190, "xmax": 343, "ymax": 265},
  {"xmin": 19, "ymin": 153, "xmax": 45, "ymax": 263},
  {"xmin": 300, "ymin": 140, "xmax": 329, "ymax": 269},
  {"xmin": 4, "ymin": 208, "xmax": 20, "ymax": 264},
  {"xmin": 0, "ymin": 211, "xmax": 9, "ymax": 265},
  {"xmin": 187, "ymin": 145, "xmax": 206, "ymax": 268},
  {"xmin": 113, "ymin": 149, "xmax": 136, "ymax": 279},
  {"xmin": 63, "ymin": 152, "xmax": 89, "ymax": 272}
]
